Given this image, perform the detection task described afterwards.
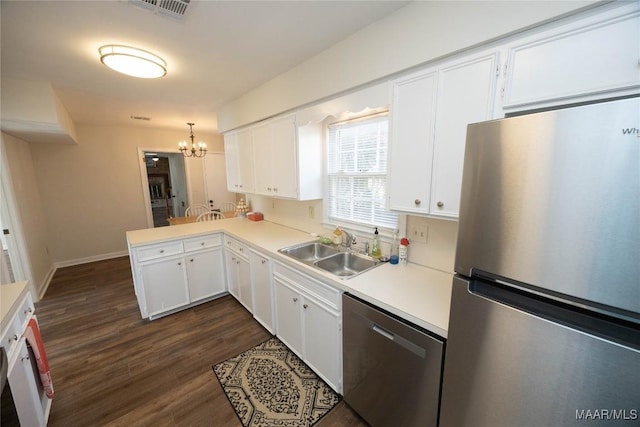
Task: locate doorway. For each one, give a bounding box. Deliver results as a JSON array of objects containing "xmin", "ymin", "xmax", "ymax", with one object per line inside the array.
[{"xmin": 140, "ymin": 151, "xmax": 188, "ymax": 227}]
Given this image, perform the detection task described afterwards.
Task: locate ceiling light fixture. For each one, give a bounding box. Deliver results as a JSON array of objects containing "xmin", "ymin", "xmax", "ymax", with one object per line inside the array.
[
  {"xmin": 179, "ymin": 123, "xmax": 207, "ymax": 158},
  {"xmin": 99, "ymin": 45, "xmax": 167, "ymax": 79}
]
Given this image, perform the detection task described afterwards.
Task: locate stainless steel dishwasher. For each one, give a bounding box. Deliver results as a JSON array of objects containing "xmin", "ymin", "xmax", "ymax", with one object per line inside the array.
[{"xmin": 342, "ymin": 293, "xmax": 444, "ymax": 427}]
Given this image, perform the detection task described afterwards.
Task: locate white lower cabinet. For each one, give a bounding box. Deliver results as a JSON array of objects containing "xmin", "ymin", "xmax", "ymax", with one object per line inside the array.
[
  {"xmin": 130, "ymin": 233, "xmax": 226, "ymax": 319},
  {"xmin": 140, "ymin": 255, "xmax": 190, "ymax": 317},
  {"xmin": 250, "ymin": 249, "xmax": 275, "ymax": 333},
  {"xmin": 224, "ymin": 236, "xmax": 252, "ymax": 312},
  {"xmin": 186, "ymin": 247, "xmax": 225, "ymax": 302},
  {"xmin": 273, "ymin": 261, "xmax": 342, "ymax": 393},
  {"xmin": 1, "ymin": 286, "xmax": 51, "ymax": 427}
]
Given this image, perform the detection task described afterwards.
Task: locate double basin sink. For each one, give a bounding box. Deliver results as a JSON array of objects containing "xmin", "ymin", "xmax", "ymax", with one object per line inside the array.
[{"xmin": 278, "ymin": 241, "xmax": 383, "ymax": 279}]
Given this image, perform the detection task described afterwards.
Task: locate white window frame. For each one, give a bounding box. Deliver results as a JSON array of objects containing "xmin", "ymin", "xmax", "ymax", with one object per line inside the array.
[{"xmin": 323, "ymin": 112, "xmax": 398, "ymax": 236}]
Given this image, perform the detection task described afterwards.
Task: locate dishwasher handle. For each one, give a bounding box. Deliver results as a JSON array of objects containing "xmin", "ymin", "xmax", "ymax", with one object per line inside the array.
[
  {"xmin": 372, "ymin": 324, "xmax": 394, "ymax": 341},
  {"xmin": 371, "ymin": 321, "xmax": 427, "ymax": 358}
]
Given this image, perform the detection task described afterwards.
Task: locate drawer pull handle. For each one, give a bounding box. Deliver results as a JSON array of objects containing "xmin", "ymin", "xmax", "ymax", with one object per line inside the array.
[
  {"xmin": 201, "ymin": 242, "xmax": 205, "ymax": 246},
  {"xmin": 261, "ymin": 260, "xmax": 266, "ymax": 264},
  {"xmin": 21, "ymin": 354, "xmax": 30, "ymax": 362},
  {"xmin": 293, "ymin": 297, "xmax": 298, "ymax": 302},
  {"xmin": 160, "ymin": 249, "xmax": 165, "ymax": 253},
  {"xmin": 437, "ymin": 201, "xmax": 444, "ymax": 208},
  {"xmin": 414, "ymin": 199, "xmax": 421, "ymax": 206},
  {"xmin": 24, "ymin": 307, "xmax": 33, "ymax": 314},
  {"xmin": 303, "ymin": 304, "xmax": 308, "ymax": 309},
  {"xmin": 9, "ymin": 334, "xmax": 18, "ymax": 343},
  {"xmin": 190, "ymin": 259, "xmax": 194, "ymax": 262},
  {"xmin": 178, "ymin": 262, "xmax": 182, "ymax": 266}
]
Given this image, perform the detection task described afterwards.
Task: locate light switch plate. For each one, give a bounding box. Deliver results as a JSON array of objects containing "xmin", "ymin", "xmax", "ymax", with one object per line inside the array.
[{"xmin": 410, "ymin": 225, "xmax": 428, "ymax": 244}]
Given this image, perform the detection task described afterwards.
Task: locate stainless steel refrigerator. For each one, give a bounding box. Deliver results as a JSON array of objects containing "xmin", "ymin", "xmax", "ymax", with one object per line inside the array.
[{"xmin": 439, "ymin": 97, "xmax": 640, "ymax": 426}]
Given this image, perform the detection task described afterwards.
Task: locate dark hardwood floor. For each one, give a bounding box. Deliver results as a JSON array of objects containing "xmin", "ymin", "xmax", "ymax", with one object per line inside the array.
[{"xmin": 35, "ymin": 256, "xmax": 368, "ymax": 426}]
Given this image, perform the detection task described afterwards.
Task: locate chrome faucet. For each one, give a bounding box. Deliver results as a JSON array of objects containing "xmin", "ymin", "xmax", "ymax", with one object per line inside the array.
[{"xmin": 342, "ymin": 230, "xmax": 356, "ymax": 250}]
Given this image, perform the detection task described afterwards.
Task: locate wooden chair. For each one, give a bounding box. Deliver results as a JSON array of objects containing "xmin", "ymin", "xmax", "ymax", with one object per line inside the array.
[
  {"xmin": 196, "ymin": 211, "xmax": 224, "ymax": 222},
  {"xmin": 219, "ymin": 202, "xmax": 236, "ymax": 216},
  {"xmin": 184, "ymin": 204, "xmax": 210, "ymax": 217}
]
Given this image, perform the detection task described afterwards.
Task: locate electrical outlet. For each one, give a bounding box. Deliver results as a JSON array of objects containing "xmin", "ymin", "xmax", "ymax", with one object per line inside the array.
[
  {"xmin": 308, "ymin": 206, "xmax": 314, "ymax": 219},
  {"xmin": 410, "ymin": 225, "xmax": 428, "ymax": 244}
]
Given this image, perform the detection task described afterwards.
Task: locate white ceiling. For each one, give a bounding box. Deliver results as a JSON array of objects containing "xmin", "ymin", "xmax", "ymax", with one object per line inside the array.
[{"xmin": 1, "ymin": 0, "xmax": 408, "ymax": 133}]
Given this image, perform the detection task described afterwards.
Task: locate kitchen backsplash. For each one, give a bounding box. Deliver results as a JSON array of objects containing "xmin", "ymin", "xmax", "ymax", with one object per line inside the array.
[{"xmin": 245, "ymin": 194, "xmax": 457, "ymax": 274}]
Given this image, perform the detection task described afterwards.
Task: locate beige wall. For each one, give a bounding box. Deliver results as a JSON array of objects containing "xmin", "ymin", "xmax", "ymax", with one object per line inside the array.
[
  {"xmin": 27, "ymin": 124, "xmax": 223, "ymax": 265},
  {"xmin": 1, "ymin": 132, "xmax": 53, "ymax": 297}
]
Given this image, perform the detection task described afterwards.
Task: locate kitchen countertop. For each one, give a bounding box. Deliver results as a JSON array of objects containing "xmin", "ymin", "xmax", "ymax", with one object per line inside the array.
[
  {"xmin": 126, "ymin": 218, "xmax": 453, "ymax": 337},
  {"xmin": 1, "ymin": 280, "xmax": 29, "ymax": 332}
]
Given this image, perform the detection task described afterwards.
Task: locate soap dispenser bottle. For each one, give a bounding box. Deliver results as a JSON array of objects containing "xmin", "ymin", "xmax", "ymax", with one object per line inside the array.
[{"xmin": 371, "ymin": 227, "xmax": 381, "ymax": 258}]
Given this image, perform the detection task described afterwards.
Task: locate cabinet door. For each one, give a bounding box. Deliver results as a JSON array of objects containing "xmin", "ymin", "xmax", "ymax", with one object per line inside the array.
[
  {"xmin": 9, "ymin": 339, "xmax": 48, "ymax": 427},
  {"xmin": 503, "ymin": 5, "xmax": 640, "ymax": 110},
  {"xmin": 237, "ymin": 256, "xmax": 252, "ymax": 312},
  {"xmin": 223, "ymin": 133, "xmax": 241, "ymax": 192},
  {"xmin": 185, "ymin": 247, "xmax": 225, "ymax": 302},
  {"xmin": 269, "ymin": 115, "xmax": 298, "ymax": 198},
  {"xmin": 251, "ymin": 123, "xmax": 272, "ymax": 196},
  {"xmin": 274, "ymin": 278, "xmax": 303, "ymax": 357},
  {"xmin": 140, "ymin": 257, "xmax": 189, "ymax": 317},
  {"xmin": 303, "ymin": 296, "xmax": 342, "ymax": 392},
  {"xmin": 225, "ymin": 252, "xmax": 239, "ymax": 300},
  {"xmin": 236, "ymin": 129, "xmax": 255, "ymax": 193},
  {"xmin": 388, "ymin": 71, "xmax": 438, "ymax": 214},
  {"xmin": 430, "ymin": 53, "xmax": 499, "ymax": 218},
  {"xmin": 250, "ymin": 250, "xmax": 274, "ymax": 333}
]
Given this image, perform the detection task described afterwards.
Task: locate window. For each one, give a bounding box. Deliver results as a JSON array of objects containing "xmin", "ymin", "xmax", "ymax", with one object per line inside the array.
[{"xmin": 326, "ymin": 113, "xmax": 397, "ymax": 230}]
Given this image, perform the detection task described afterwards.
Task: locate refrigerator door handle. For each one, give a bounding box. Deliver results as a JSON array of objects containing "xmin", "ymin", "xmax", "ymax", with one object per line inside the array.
[{"xmin": 470, "ymin": 278, "xmax": 640, "ymax": 351}]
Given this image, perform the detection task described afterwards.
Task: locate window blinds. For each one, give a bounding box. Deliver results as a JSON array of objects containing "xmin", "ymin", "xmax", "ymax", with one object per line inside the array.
[{"xmin": 327, "ymin": 114, "xmax": 397, "ymax": 229}]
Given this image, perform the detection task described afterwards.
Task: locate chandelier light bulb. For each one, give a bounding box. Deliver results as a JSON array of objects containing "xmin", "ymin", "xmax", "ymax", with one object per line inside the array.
[{"xmin": 179, "ymin": 123, "xmax": 207, "ymax": 158}]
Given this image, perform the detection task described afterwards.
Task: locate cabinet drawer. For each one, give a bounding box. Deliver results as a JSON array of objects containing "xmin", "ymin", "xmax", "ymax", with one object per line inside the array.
[
  {"xmin": 15, "ymin": 292, "xmax": 35, "ymax": 331},
  {"xmin": 224, "ymin": 236, "xmax": 248, "ymax": 258},
  {"xmin": 273, "ymin": 262, "xmax": 340, "ymax": 310},
  {"xmin": 184, "ymin": 234, "xmax": 222, "ymax": 252},
  {"xmin": 2, "ymin": 315, "xmax": 22, "ymax": 360},
  {"xmin": 136, "ymin": 241, "xmax": 184, "ymax": 261}
]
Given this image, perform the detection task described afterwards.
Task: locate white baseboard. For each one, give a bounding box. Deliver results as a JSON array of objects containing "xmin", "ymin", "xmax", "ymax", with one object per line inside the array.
[
  {"xmin": 37, "ymin": 251, "xmax": 130, "ymax": 300},
  {"xmin": 36, "ymin": 264, "xmax": 57, "ymax": 301},
  {"xmin": 53, "ymin": 250, "xmax": 130, "ymax": 269}
]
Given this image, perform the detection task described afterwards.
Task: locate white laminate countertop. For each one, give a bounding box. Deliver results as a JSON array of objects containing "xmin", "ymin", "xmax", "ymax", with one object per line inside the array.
[
  {"xmin": 126, "ymin": 218, "xmax": 453, "ymax": 337},
  {"xmin": 1, "ymin": 280, "xmax": 29, "ymax": 332}
]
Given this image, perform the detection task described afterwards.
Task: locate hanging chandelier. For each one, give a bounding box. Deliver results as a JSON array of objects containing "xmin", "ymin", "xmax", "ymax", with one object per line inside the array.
[{"xmin": 178, "ymin": 122, "xmax": 207, "ymax": 158}]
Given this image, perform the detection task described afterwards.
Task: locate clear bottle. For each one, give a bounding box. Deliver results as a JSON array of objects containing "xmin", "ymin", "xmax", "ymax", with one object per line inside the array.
[
  {"xmin": 371, "ymin": 227, "xmax": 381, "ymax": 258},
  {"xmin": 389, "ymin": 229, "xmax": 399, "ymax": 264}
]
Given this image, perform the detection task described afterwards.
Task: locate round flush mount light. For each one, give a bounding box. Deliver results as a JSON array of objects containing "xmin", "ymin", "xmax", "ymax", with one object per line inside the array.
[{"xmin": 99, "ymin": 45, "xmax": 167, "ymax": 79}]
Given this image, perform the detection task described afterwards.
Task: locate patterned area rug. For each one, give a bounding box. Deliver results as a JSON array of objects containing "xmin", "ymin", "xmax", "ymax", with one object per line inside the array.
[{"xmin": 213, "ymin": 337, "xmax": 341, "ymax": 427}]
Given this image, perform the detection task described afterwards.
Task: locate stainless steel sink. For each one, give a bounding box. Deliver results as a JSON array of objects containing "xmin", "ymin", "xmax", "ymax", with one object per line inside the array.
[
  {"xmin": 278, "ymin": 241, "xmax": 339, "ymax": 263},
  {"xmin": 278, "ymin": 241, "xmax": 383, "ymax": 279},
  {"xmin": 313, "ymin": 252, "xmax": 381, "ymax": 277}
]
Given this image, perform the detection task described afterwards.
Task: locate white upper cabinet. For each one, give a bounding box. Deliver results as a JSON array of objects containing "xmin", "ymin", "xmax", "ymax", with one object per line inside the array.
[
  {"xmin": 224, "ymin": 128, "xmax": 255, "ymax": 193},
  {"xmin": 502, "ymin": 3, "xmax": 640, "ymax": 111},
  {"xmin": 388, "ymin": 70, "xmax": 438, "ymax": 215},
  {"xmin": 430, "ymin": 53, "xmax": 500, "ymax": 218},
  {"xmin": 252, "ymin": 116, "xmax": 299, "ymax": 198},
  {"xmin": 389, "ymin": 50, "xmax": 500, "ymax": 219},
  {"xmin": 227, "ymin": 114, "xmax": 322, "ymax": 200}
]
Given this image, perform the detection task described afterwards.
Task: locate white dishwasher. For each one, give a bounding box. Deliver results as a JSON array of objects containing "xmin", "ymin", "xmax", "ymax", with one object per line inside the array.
[{"xmin": 342, "ymin": 293, "xmax": 444, "ymax": 427}]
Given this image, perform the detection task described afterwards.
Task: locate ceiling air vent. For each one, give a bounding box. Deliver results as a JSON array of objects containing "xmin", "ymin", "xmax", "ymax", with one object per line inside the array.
[{"xmin": 129, "ymin": 0, "xmax": 190, "ymax": 18}]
